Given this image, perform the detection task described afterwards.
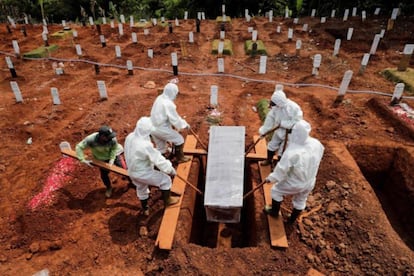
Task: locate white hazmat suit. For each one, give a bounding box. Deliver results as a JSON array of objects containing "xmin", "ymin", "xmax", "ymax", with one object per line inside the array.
[
  {"xmin": 259, "ymin": 86, "xmax": 303, "ymax": 156},
  {"xmin": 124, "ymin": 117, "xmax": 176, "ymax": 201},
  {"xmin": 266, "ymin": 120, "xmax": 324, "ymax": 211},
  {"xmin": 150, "ymin": 83, "xmax": 189, "ymax": 154}
]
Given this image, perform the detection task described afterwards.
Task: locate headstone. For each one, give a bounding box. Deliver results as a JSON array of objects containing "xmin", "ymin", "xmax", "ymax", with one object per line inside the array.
[
  {"xmin": 130, "ymin": 16, "xmax": 134, "ymax": 28},
  {"xmin": 148, "ymin": 48, "xmax": 153, "ymax": 58},
  {"xmin": 369, "ymin": 34, "xmax": 381, "ymax": 55},
  {"xmin": 398, "ymin": 44, "xmax": 414, "ymax": 71},
  {"xmin": 361, "ymin": 11, "xmax": 366, "ymax": 21},
  {"xmin": 247, "ymin": 27, "xmax": 253, "ymax": 33},
  {"xmin": 75, "ymin": 44, "xmax": 82, "ymax": 56},
  {"xmin": 288, "ymin": 28, "xmax": 293, "ymax": 41},
  {"xmin": 62, "ymin": 20, "xmax": 66, "ymax": 27},
  {"xmin": 197, "ymin": 12, "xmax": 202, "ymax": 20},
  {"xmin": 277, "ymin": 26, "xmax": 281, "ymax": 33},
  {"xmin": 118, "ymin": 23, "xmax": 124, "ymax": 36},
  {"xmin": 102, "ymin": 17, "xmax": 107, "ymax": 24},
  {"xmin": 189, "ymin": 32, "xmax": 194, "ymax": 43},
  {"xmin": 343, "ymin": 9, "xmax": 349, "ymax": 21},
  {"xmin": 222, "ymin": 4, "xmax": 225, "ymax": 14},
  {"xmin": 12, "ymin": 40, "xmax": 20, "ymax": 56},
  {"xmin": 110, "ymin": 20, "xmax": 115, "ymax": 28},
  {"xmin": 259, "ymin": 55, "xmax": 267, "ymax": 74},
  {"xmin": 184, "ymin": 11, "xmax": 188, "ymax": 20},
  {"xmin": 202, "ymin": 12, "xmax": 206, "ymax": 20},
  {"xmin": 379, "ymin": 29, "xmax": 385, "ymax": 38},
  {"xmin": 222, "ymin": 15, "xmax": 227, "ymax": 22},
  {"xmin": 97, "ymin": 80, "xmax": 108, "ymax": 99},
  {"xmin": 42, "ymin": 32, "xmax": 49, "ymax": 46},
  {"xmin": 131, "ymin": 32, "xmax": 137, "ymax": 43},
  {"xmin": 24, "ymin": 15, "xmax": 29, "ymax": 24},
  {"xmin": 152, "ymin": 18, "xmax": 157, "ymax": 26},
  {"xmin": 391, "ymin": 8, "xmax": 399, "ymax": 20},
  {"xmin": 312, "ymin": 54, "xmax": 322, "ymax": 75},
  {"xmin": 374, "ymin": 8, "xmax": 380, "ymax": 15},
  {"xmin": 293, "ymin": 18, "xmax": 299, "ymax": 24},
  {"xmin": 144, "ymin": 29, "xmax": 149, "ymax": 35},
  {"xmin": 120, "ymin": 14, "xmax": 125, "ymax": 24},
  {"xmin": 126, "ymin": 60, "xmax": 133, "ymax": 75},
  {"xmin": 311, "ymin": 9, "xmax": 316, "ymax": 17},
  {"xmin": 161, "ymin": 17, "xmax": 165, "ymax": 23},
  {"xmin": 352, "ymin": 7, "xmax": 357, "ymax": 17},
  {"xmin": 358, "ymin": 53, "xmax": 370, "ymax": 75},
  {"xmin": 217, "ymin": 58, "xmax": 224, "ymax": 73},
  {"xmin": 42, "ymin": 25, "xmax": 48, "ymax": 34},
  {"xmin": 331, "ymin": 10, "xmax": 336, "ymax": 18},
  {"xmin": 302, "ymin": 24, "xmax": 308, "ymax": 32},
  {"xmin": 338, "ymin": 70, "xmax": 353, "ymax": 96},
  {"xmin": 296, "ymin": 39, "xmax": 302, "ymax": 56},
  {"xmin": 220, "ymin": 31, "xmax": 225, "ymax": 40},
  {"xmin": 115, "ymin": 45, "xmax": 121, "ymax": 58},
  {"xmin": 10, "ymin": 81, "xmax": 23, "ymax": 102},
  {"xmin": 51, "ymin": 87, "xmax": 61, "ymax": 105},
  {"xmin": 333, "ymin": 39, "xmax": 341, "ymax": 56},
  {"xmin": 99, "ymin": 35, "xmax": 106, "ymax": 47},
  {"xmin": 89, "ymin": 17, "xmax": 94, "ymax": 26},
  {"xmin": 347, "ymin": 28, "xmax": 354, "ymax": 40},
  {"xmin": 269, "ymin": 10, "xmax": 273, "ymax": 22},
  {"xmin": 252, "ymin": 30, "xmax": 258, "ymax": 41},
  {"xmin": 210, "ymin": 85, "xmax": 218, "ymax": 106},
  {"xmin": 285, "ymin": 7, "xmax": 289, "ymax": 18},
  {"xmin": 175, "ymin": 18, "xmax": 179, "ymax": 26},
  {"xmin": 218, "ymin": 41, "xmax": 224, "ymax": 55},
  {"xmin": 72, "ymin": 30, "xmax": 78, "ymax": 38},
  {"xmin": 245, "ymin": 9, "xmax": 249, "ymax": 19},
  {"xmin": 171, "ymin": 52, "xmax": 178, "ymax": 75},
  {"xmin": 391, "ymin": 83, "xmax": 405, "ymax": 105},
  {"xmin": 320, "ymin": 17, "xmax": 326, "ymax": 23}
]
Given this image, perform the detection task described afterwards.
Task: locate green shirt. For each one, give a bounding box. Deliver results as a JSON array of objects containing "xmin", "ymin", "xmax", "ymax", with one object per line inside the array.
[{"xmin": 75, "ymin": 132, "xmax": 122, "ymax": 162}]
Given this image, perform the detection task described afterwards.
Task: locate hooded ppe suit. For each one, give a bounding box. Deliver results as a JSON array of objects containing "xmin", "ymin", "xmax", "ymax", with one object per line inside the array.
[
  {"xmin": 150, "ymin": 83, "xmax": 189, "ymax": 154},
  {"xmin": 124, "ymin": 117, "xmax": 176, "ymax": 201},
  {"xmin": 266, "ymin": 120, "xmax": 324, "ymax": 210},
  {"xmin": 259, "ymin": 88, "xmax": 303, "ymax": 156}
]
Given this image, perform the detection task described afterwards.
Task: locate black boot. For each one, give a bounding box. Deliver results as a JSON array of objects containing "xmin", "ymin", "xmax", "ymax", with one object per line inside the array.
[
  {"xmin": 140, "ymin": 199, "xmax": 150, "ymax": 216},
  {"xmin": 260, "ymin": 150, "xmax": 275, "ymax": 166},
  {"xmin": 288, "ymin": 208, "xmax": 302, "ymax": 223},
  {"xmin": 174, "ymin": 144, "xmax": 191, "ymax": 163},
  {"xmin": 161, "ymin": 189, "xmax": 180, "ymax": 207},
  {"xmin": 263, "ymin": 199, "xmax": 281, "ymax": 217}
]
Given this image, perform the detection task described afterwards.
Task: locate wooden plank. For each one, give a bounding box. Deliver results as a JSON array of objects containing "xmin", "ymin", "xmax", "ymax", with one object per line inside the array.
[
  {"xmin": 254, "ymin": 135, "xmax": 288, "ymax": 248},
  {"xmin": 217, "ymin": 223, "xmax": 232, "ymax": 248},
  {"xmin": 155, "ymin": 135, "xmax": 197, "ymax": 250},
  {"xmin": 307, "ymin": 268, "xmax": 325, "ymax": 276},
  {"xmin": 183, "ymin": 148, "xmax": 207, "ymax": 156},
  {"xmin": 61, "ymin": 148, "xmax": 129, "ymax": 176}
]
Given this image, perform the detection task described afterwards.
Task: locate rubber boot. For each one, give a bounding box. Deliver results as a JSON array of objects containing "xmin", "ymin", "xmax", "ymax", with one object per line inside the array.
[
  {"xmin": 260, "ymin": 150, "xmax": 275, "ymax": 166},
  {"xmin": 288, "ymin": 208, "xmax": 302, "ymax": 223},
  {"xmin": 263, "ymin": 199, "xmax": 281, "ymax": 217},
  {"xmin": 174, "ymin": 144, "xmax": 191, "ymax": 163},
  {"xmin": 161, "ymin": 189, "xmax": 180, "ymax": 207},
  {"xmin": 140, "ymin": 199, "xmax": 150, "ymax": 216}
]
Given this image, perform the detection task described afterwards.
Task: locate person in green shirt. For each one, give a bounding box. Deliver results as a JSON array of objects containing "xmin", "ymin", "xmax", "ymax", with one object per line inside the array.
[{"xmin": 76, "ymin": 125, "xmax": 125, "ymax": 198}]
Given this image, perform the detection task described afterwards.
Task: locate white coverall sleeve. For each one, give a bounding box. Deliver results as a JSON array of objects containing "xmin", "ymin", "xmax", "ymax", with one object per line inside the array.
[
  {"xmin": 259, "ymin": 108, "xmax": 278, "ymax": 136},
  {"xmin": 147, "ymin": 145, "xmax": 176, "ymax": 175},
  {"xmin": 165, "ymin": 102, "xmax": 188, "ymax": 130},
  {"xmin": 266, "ymin": 151, "xmax": 295, "ymax": 183}
]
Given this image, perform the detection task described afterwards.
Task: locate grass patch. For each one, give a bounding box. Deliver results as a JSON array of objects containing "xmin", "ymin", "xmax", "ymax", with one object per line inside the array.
[
  {"xmin": 211, "ymin": 39, "xmax": 233, "ymax": 55},
  {"xmin": 50, "ymin": 29, "xmax": 73, "ymax": 39},
  {"xmin": 245, "ymin": 40, "xmax": 267, "ymax": 56},
  {"xmin": 23, "ymin": 45, "xmax": 59, "ymax": 58},
  {"xmin": 382, "ymin": 68, "xmax": 414, "ymax": 94},
  {"xmin": 256, "ymin": 99, "xmax": 269, "ymax": 122},
  {"xmin": 216, "ymin": 16, "xmax": 232, "ymax": 23}
]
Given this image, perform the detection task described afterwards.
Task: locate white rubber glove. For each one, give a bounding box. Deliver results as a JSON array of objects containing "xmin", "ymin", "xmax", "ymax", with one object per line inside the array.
[
  {"xmin": 168, "ymin": 168, "xmax": 177, "ymax": 176},
  {"xmin": 108, "ymin": 159, "xmax": 115, "ymax": 166},
  {"xmin": 81, "ymin": 159, "xmax": 93, "ymax": 167}
]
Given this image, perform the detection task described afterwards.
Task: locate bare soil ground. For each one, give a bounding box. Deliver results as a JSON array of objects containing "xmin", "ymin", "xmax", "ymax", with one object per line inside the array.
[{"xmin": 0, "ymin": 14, "xmax": 414, "ymax": 275}]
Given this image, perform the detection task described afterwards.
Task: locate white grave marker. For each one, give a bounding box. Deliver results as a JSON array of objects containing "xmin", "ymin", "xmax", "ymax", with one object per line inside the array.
[
  {"xmin": 369, "ymin": 34, "xmax": 381, "ymax": 55},
  {"xmin": 24, "ymin": 16, "xmax": 28, "ymax": 24},
  {"xmin": 312, "ymin": 54, "xmax": 322, "ymax": 75},
  {"xmin": 132, "ymin": 32, "xmax": 137, "ymax": 43},
  {"xmin": 362, "ymin": 11, "xmax": 366, "ymax": 21},
  {"xmin": 189, "ymin": 32, "xmax": 194, "ymax": 43},
  {"xmin": 75, "ymin": 44, "xmax": 82, "ymax": 56},
  {"xmin": 126, "ymin": 60, "xmax": 133, "ymax": 75},
  {"xmin": 293, "ymin": 18, "xmax": 299, "ymax": 24},
  {"xmin": 347, "ymin": 28, "xmax": 354, "ymax": 40},
  {"xmin": 218, "ymin": 41, "xmax": 224, "ymax": 55},
  {"xmin": 144, "ymin": 29, "xmax": 149, "ymax": 35},
  {"xmin": 184, "ymin": 11, "xmax": 188, "ymax": 20},
  {"xmin": 374, "ymin": 8, "xmax": 380, "ymax": 15},
  {"xmin": 89, "ymin": 17, "xmax": 94, "ymax": 26},
  {"xmin": 277, "ymin": 26, "xmax": 281, "ymax": 33},
  {"xmin": 110, "ymin": 20, "xmax": 115, "ymax": 28},
  {"xmin": 288, "ymin": 28, "xmax": 293, "ymax": 40},
  {"xmin": 115, "ymin": 45, "xmax": 121, "ymax": 58},
  {"xmin": 358, "ymin": 53, "xmax": 370, "ymax": 74},
  {"xmin": 73, "ymin": 30, "xmax": 78, "ymax": 38},
  {"xmin": 152, "ymin": 18, "xmax": 157, "ymax": 25},
  {"xmin": 62, "ymin": 20, "xmax": 66, "ymax": 27},
  {"xmin": 148, "ymin": 49, "xmax": 153, "ymax": 58},
  {"xmin": 391, "ymin": 83, "xmax": 405, "ymax": 103},
  {"xmin": 217, "ymin": 58, "xmax": 224, "ymax": 73},
  {"xmin": 220, "ymin": 31, "xmax": 225, "ymax": 40},
  {"xmin": 171, "ymin": 52, "xmax": 178, "ymax": 66},
  {"xmin": 202, "ymin": 12, "xmax": 205, "ymax": 20},
  {"xmin": 379, "ymin": 29, "xmax": 385, "ymax": 38},
  {"xmin": 331, "ymin": 10, "xmax": 336, "ymax": 18},
  {"xmin": 97, "ymin": 80, "xmax": 108, "ymax": 99},
  {"xmin": 5, "ymin": 56, "xmax": 13, "ymax": 69},
  {"xmin": 248, "ymin": 27, "xmax": 253, "ymax": 33},
  {"xmin": 222, "ymin": 15, "xmax": 227, "ymax": 22},
  {"xmin": 343, "ymin": 9, "xmax": 349, "ymax": 21},
  {"xmin": 222, "ymin": 4, "xmax": 225, "ymax": 14},
  {"xmin": 102, "ymin": 17, "xmax": 107, "ymax": 24},
  {"xmin": 338, "ymin": 70, "xmax": 353, "ymax": 96},
  {"xmin": 252, "ymin": 30, "xmax": 258, "ymax": 41},
  {"xmin": 285, "ymin": 7, "xmax": 289, "ymax": 18},
  {"xmin": 311, "ymin": 9, "xmax": 316, "ymax": 17},
  {"xmin": 10, "ymin": 81, "xmax": 23, "ymax": 103},
  {"xmin": 12, "ymin": 40, "xmax": 20, "ymax": 56},
  {"xmin": 321, "ymin": 17, "xmax": 326, "ymax": 23},
  {"xmin": 296, "ymin": 39, "xmax": 302, "ymax": 56},
  {"xmin": 210, "ymin": 85, "xmax": 218, "ymax": 106},
  {"xmin": 51, "ymin": 88, "xmax": 61, "ymax": 105},
  {"xmin": 130, "ymin": 16, "xmax": 134, "ymax": 27},
  {"xmin": 118, "ymin": 23, "xmax": 124, "ymax": 35},
  {"xmin": 42, "ymin": 25, "xmax": 48, "ymax": 34},
  {"xmin": 269, "ymin": 10, "xmax": 273, "ymax": 22},
  {"xmin": 259, "ymin": 55, "xmax": 267, "ymax": 74},
  {"xmin": 333, "ymin": 39, "xmax": 341, "ymax": 56},
  {"xmin": 352, "ymin": 7, "xmax": 357, "ymax": 17},
  {"xmin": 303, "ymin": 24, "xmax": 308, "ymax": 32},
  {"xmin": 175, "ymin": 18, "xmax": 179, "ymax": 26},
  {"xmin": 391, "ymin": 8, "xmax": 399, "ymax": 20},
  {"xmin": 120, "ymin": 14, "xmax": 125, "ymax": 23}
]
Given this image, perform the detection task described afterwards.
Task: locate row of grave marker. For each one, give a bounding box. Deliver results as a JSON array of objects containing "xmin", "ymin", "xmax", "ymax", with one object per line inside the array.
[{"xmin": 8, "ymin": 76, "xmax": 406, "ymax": 108}]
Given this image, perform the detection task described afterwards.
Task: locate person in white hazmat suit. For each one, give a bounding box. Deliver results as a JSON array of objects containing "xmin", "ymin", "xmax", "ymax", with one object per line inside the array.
[
  {"xmin": 259, "ymin": 85, "xmax": 303, "ymax": 167},
  {"xmin": 263, "ymin": 119, "xmax": 324, "ymax": 223},
  {"xmin": 150, "ymin": 82, "xmax": 191, "ymax": 163},
  {"xmin": 124, "ymin": 117, "xmax": 179, "ymax": 216}
]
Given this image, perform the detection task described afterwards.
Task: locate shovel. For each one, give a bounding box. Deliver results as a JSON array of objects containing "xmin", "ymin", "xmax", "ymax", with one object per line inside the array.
[{"xmin": 245, "ymin": 125, "xmax": 279, "ymax": 156}]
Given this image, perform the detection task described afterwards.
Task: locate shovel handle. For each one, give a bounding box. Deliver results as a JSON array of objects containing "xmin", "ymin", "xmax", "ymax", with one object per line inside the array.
[
  {"xmin": 175, "ymin": 174, "xmax": 203, "ymax": 195},
  {"xmin": 189, "ymin": 128, "xmax": 208, "ymax": 151},
  {"xmin": 243, "ymin": 180, "xmax": 268, "ymax": 199}
]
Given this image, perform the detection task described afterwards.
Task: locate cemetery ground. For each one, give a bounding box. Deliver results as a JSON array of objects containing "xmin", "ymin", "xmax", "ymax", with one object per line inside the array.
[{"xmin": 0, "ymin": 14, "xmax": 414, "ymax": 275}]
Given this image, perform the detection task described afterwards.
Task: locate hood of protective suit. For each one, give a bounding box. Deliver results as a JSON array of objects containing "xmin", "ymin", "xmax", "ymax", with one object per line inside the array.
[
  {"xmin": 163, "ymin": 83, "xmax": 179, "ymax": 101},
  {"xmin": 271, "ymin": 90, "xmax": 287, "ymax": 107},
  {"xmin": 290, "ymin": 120, "xmax": 311, "ymax": 145},
  {"xmin": 134, "ymin": 117, "xmax": 155, "ymax": 137},
  {"xmin": 275, "ymin": 84, "xmax": 284, "ymax": 92}
]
